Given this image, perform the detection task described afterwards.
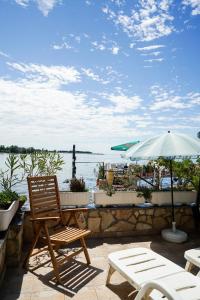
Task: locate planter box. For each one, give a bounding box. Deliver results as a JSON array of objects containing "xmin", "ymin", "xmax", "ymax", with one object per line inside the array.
[
  {"xmin": 0, "ymin": 200, "xmax": 19, "ymax": 231},
  {"xmin": 94, "ymin": 191, "xmax": 143, "ymax": 207},
  {"xmin": 94, "ymin": 190, "xmax": 197, "ymax": 207},
  {"xmin": 151, "ymin": 191, "xmax": 197, "ymax": 205},
  {"xmin": 60, "ymin": 191, "xmax": 89, "ymax": 206}
]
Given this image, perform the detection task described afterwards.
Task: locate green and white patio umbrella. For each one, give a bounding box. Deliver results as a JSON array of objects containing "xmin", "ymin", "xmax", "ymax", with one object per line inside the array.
[
  {"xmin": 124, "ymin": 131, "xmax": 200, "ymax": 243},
  {"xmin": 111, "ymin": 140, "xmax": 140, "ymax": 151}
]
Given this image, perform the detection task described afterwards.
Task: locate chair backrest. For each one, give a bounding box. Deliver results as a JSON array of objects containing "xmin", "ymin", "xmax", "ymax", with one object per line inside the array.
[{"xmin": 27, "ymin": 175, "xmax": 62, "ymax": 219}]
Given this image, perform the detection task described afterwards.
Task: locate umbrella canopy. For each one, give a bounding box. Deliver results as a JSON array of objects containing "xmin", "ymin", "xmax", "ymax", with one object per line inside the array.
[
  {"xmin": 111, "ymin": 140, "xmax": 140, "ymax": 151},
  {"xmin": 124, "ymin": 131, "xmax": 200, "ymax": 227},
  {"xmin": 124, "ymin": 132, "xmax": 200, "ymax": 160}
]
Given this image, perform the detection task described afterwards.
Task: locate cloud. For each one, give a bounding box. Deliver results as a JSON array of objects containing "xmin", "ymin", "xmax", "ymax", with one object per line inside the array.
[
  {"xmin": 52, "ymin": 42, "xmax": 72, "ymax": 50},
  {"xmin": 15, "ymin": 0, "xmax": 29, "ymax": 7},
  {"xmin": 0, "ymin": 50, "xmax": 10, "ymax": 58},
  {"xmin": 106, "ymin": 94, "xmax": 143, "ymax": 113},
  {"xmin": 182, "ymin": 0, "xmax": 200, "ymax": 15},
  {"xmin": 187, "ymin": 92, "xmax": 200, "ymax": 104},
  {"xmin": 15, "ymin": 0, "xmax": 62, "ymax": 16},
  {"xmin": 144, "ymin": 58, "xmax": 164, "ymax": 62},
  {"xmin": 7, "ymin": 62, "xmax": 80, "ymax": 86},
  {"xmin": 0, "ymin": 59, "xmax": 149, "ymax": 151},
  {"xmin": 0, "ymin": 76, "xmax": 145, "ymax": 151},
  {"xmin": 91, "ymin": 36, "xmax": 120, "ymax": 55},
  {"xmin": 150, "ymin": 86, "xmax": 193, "ymax": 110},
  {"xmin": 102, "ymin": 0, "xmax": 174, "ymax": 41},
  {"xmin": 112, "ymin": 46, "xmax": 119, "ymax": 54},
  {"xmin": 82, "ymin": 68, "xmax": 102, "ymax": 82},
  {"xmin": 137, "ymin": 45, "xmax": 165, "ymax": 51}
]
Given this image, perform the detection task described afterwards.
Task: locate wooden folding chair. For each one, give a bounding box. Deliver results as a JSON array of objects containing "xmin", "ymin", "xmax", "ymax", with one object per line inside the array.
[{"xmin": 24, "ymin": 175, "xmax": 91, "ymax": 283}]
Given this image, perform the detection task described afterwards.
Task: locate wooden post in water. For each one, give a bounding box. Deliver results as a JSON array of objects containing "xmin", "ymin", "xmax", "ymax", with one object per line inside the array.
[{"xmin": 72, "ymin": 145, "xmax": 76, "ymax": 178}]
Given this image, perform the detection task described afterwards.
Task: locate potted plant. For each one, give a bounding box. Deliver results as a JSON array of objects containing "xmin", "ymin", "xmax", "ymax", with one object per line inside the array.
[
  {"xmin": 0, "ymin": 154, "xmax": 22, "ymax": 231},
  {"xmin": 60, "ymin": 178, "xmax": 89, "ymax": 206},
  {"xmin": 137, "ymin": 186, "xmax": 153, "ymax": 204},
  {"xmin": 0, "ymin": 190, "xmax": 19, "ymax": 231},
  {"xmin": 96, "ymin": 164, "xmax": 106, "ymax": 186}
]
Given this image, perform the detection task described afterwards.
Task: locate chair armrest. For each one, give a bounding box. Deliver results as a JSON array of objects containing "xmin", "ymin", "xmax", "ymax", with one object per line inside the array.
[
  {"xmin": 135, "ymin": 280, "xmax": 182, "ymax": 300},
  {"xmin": 30, "ymin": 216, "xmax": 60, "ymax": 222}
]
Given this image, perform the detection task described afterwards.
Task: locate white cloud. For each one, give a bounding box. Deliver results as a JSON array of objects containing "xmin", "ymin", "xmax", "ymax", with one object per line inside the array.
[
  {"xmin": 52, "ymin": 42, "xmax": 72, "ymax": 50},
  {"xmin": 187, "ymin": 92, "xmax": 200, "ymax": 104},
  {"xmin": 141, "ymin": 51, "xmax": 161, "ymax": 56},
  {"xmin": 137, "ymin": 45, "xmax": 165, "ymax": 51},
  {"xmin": 145, "ymin": 58, "xmax": 164, "ymax": 62},
  {"xmin": 103, "ymin": 0, "xmax": 174, "ymax": 41},
  {"xmin": 15, "ymin": 0, "xmax": 61, "ymax": 16},
  {"xmin": 91, "ymin": 41, "xmax": 106, "ymax": 51},
  {"xmin": 15, "ymin": 0, "xmax": 29, "ymax": 7},
  {"xmin": 112, "ymin": 46, "xmax": 119, "ymax": 54},
  {"xmin": 0, "ymin": 75, "xmax": 146, "ymax": 152},
  {"xmin": 91, "ymin": 37, "xmax": 120, "ymax": 55},
  {"xmin": 150, "ymin": 86, "xmax": 193, "ymax": 110},
  {"xmin": 0, "ymin": 50, "xmax": 10, "ymax": 58},
  {"xmin": 82, "ymin": 68, "xmax": 102, "ymax": 82},
  {"xmin": 7, "ymin": 62, "xmax": 80, "ymax": 86},
  {"xmin": 107, "ymin": 94, "xmax": 142, "ymax": 113},
  {"xmin": 183, "ymin": 0, "xmax": 200, "ymax": 15}
]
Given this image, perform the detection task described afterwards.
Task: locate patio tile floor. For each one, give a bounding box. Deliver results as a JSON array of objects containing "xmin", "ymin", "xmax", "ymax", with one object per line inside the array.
[{"xmin": 0, "ymin": 233, "xmax": 200, "ymax": 300}]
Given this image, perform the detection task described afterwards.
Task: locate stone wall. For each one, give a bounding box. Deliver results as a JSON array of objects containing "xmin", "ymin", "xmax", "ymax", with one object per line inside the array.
[
  {"xmin": 0, "ymin": 232, "xmax": 7, "ymax": 286},
  {"xmin": 0, "ymin": 212, "xmax": 24, "ymax": 287},
  {"xmin": 23, "ymin": 205, "xmax": 195, "ymax": 241}
]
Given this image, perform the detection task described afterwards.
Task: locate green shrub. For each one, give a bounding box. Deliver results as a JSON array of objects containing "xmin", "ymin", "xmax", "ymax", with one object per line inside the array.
[
  {"xmin": 137, "ymin": 186, "xmax": 152, "ymax": 201},
  {"xmin": 0, "ymin": 190, "xmax": 19, "ymax": 209},
  {"xmin": 69, "ymin": 178, "xmax": 87, "ymax": 192}
]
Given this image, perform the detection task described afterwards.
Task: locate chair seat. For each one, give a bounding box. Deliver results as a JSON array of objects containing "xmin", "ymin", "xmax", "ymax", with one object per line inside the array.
[{"xmin": 48, "ymin": 226, "xmax": 91, "ymax": 244}]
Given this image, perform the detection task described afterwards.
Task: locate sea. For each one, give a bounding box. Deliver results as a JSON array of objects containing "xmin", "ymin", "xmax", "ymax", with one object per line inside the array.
[{"xmin": 0, "ymin": 152, "xmax": 128, "ymax": 195}]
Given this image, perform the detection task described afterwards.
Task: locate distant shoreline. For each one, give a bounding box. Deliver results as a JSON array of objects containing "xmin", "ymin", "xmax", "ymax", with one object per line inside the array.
[{"xmin": 0, "ymin": 145, "xmax": 103, "ymax": 155}]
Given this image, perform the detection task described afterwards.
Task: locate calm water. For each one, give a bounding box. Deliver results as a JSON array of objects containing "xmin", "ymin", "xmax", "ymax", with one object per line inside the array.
[{"xmin": 0, "ymin": 152, "xmax": 127, "ymax": 194}]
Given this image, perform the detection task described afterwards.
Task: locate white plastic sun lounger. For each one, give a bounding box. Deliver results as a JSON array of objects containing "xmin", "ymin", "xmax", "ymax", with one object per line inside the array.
[
  {"xmin": 184, "ymin": 247, "xmax": 200, "ymax": 276},
  {"xmin": 107, "ymin": 247, "xmax": 200, "ymax": 299}
]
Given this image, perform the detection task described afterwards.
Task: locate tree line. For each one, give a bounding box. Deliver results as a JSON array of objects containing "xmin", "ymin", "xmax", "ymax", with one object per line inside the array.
[{"xmin": 0, "ymin": 145, "xmax": 93, "ymax": 154}]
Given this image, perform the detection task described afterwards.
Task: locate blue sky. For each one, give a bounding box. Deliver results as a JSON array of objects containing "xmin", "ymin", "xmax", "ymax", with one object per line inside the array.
[{"xmin": 0, "ymin": 0, "xmax": 200, "ymax": 153}]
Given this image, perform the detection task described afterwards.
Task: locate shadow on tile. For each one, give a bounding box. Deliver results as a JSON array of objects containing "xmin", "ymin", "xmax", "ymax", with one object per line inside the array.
[{"xmin": 29, "ymin": 257, "xmax": 103, "ymax": 297}]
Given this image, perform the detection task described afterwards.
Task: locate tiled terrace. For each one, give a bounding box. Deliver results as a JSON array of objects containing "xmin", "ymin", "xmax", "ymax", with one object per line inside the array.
[{"xmin": 1, "ymin": 233, "xmax": 200, "ymax": 300}]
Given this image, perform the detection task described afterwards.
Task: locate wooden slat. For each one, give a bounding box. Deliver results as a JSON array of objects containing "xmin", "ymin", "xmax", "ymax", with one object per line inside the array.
[
  {"xmin": 31, "ymin": 185, "xmax": 56, "ymax": 192},
  {"xmin": 33, "ymin": 195, "xmax": 57, "ymax": 205},
  {"xmin": 33, "ymin": 204, "xmax": 58, "ymax": 212},
  {"xmin": 33, "ymin": 207, "xmax": 60, "ymax": 214},
  {"xmin": 35, "ymin": 210, "xmax": 60, "ymax": 217},
  {"xmin": 32, "ymin": 191, "xmax": 56, "ymax": 201}
]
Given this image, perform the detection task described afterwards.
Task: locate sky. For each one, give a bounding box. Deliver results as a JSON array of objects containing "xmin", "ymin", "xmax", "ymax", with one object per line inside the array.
[{"xmin": 0, "ymin": 0, "xmax": 200, "ymax": 153}]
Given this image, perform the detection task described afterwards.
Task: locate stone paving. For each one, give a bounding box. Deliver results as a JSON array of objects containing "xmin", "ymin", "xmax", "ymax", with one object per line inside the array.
[{"xmin": 0, "ymin": 233, "xmax": 200, "ymax": 300}]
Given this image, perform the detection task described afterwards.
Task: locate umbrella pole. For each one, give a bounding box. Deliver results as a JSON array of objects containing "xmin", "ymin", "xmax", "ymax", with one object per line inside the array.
[
  {"xmin": 162, "ymin": 159, "xmax": 187, "ymax": 242},
  {"xmin": 169, "ymin": 160, "xmax": 176, "ymax": 230}
]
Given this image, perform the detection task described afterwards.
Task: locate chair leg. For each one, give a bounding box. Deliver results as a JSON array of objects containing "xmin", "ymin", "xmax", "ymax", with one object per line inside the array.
[
  {"xmin": 23, "ymin": 224, "xmax": 42, "ymax": 268},
  {"xmin": 185, "ymin": 261, "xmax": 194, "ymax": 272},
  {"xmin": 106, "ymin": 265, "xmax": 115, "ymax": 285},
  {"xmin": 80, "ymin": 237, "xmax": 91, "ymax": 265},
  {"xmin": 43, "ymin": 223, "xmax": 61, "ymax": 284}
]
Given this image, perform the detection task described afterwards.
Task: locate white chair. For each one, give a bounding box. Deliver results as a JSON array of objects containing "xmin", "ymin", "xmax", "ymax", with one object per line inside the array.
[
  {"xmin": 106, "ymin": 247, "xmax": 200, "ymax": 299},
  {"xmin": 184, "ymin": 247, "xmax": 200, "ymax": 276}
]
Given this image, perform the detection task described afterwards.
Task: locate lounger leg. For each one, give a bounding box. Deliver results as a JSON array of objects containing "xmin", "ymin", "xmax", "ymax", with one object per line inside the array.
[
  {"xmin": 43, "ymin": 223, "xmax": 61, "ymax": 284},
  {"xmin": 106, "ymin": 265, "xmax": 115, "ymax": 285},
  {"xmin": 80, "ymin": 237, "xmax": 91, "ymax": 265},
  {"xmin": 185, "ymin": 261, "xmax": 194, "ymax": 272}
]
